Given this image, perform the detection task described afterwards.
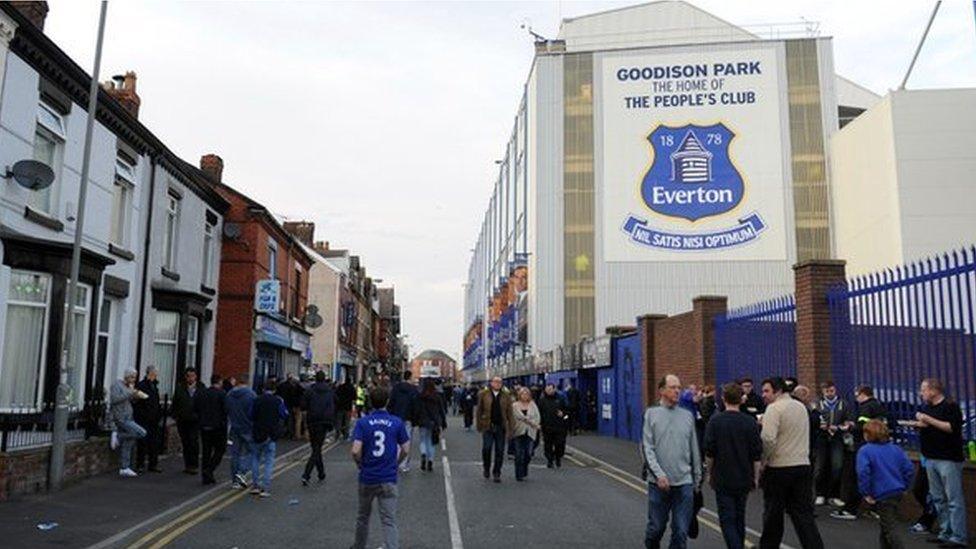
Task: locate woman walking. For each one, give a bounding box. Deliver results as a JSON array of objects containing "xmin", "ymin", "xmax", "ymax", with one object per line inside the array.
[
  {"xmin": 416, "ymin": 379, "xmax": 447, "ymax": 472},
  {"xmin": 512, "ymin": 387, "xmax": 541, "ymax": 482}
]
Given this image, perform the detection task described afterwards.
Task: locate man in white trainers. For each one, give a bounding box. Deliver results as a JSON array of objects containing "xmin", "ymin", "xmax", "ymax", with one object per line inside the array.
[{"xmin": 109, "ymin": 369, "xmax": 149, "ymax": 477}]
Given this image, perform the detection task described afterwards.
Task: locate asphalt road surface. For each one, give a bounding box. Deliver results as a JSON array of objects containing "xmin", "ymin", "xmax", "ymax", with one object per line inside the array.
[{"xmin": 11, "ymin": 415, "xmax": 932, "ymax": 549}]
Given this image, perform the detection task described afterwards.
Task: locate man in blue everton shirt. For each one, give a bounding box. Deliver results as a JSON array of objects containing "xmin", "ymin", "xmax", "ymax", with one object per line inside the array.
[{"xmin": 351, "ymin": 386, "xmax": 411, "ymax": 549}]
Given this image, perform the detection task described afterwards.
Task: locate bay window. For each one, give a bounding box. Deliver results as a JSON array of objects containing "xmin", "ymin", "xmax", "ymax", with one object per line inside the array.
[
  {"xmin": 65, "ymin": 284, "xmax": 91, "ymax": 409},
  {"xmin": 185, "ymin": 316, "xmax": 199, "ymax": 372},
  {"xmin": 153, "ymin": 310, "xmax": 179, "ymax": 397},
  {"xmin": 0, "ymin": 271, "xmax": 51, "ymax": 410}
]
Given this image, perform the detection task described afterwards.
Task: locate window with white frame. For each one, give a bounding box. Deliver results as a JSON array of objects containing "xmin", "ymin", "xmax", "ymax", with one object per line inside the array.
[
  {"xmin": 95, "ymin": 298, "xmax": 114, "ymax": 400},
  {"xmin": 185, "ymin": 316, "xmax": 199, "ymax": 372},
  {"xmin": 267, "ymin": 241, "xmax": 278, "ymax": 280},
  {"xmin": 111, "ymin": 156, "xmax": 135, "ymax": 248},
  {"xmin": 64, "ymin": 283, "xmax": 91, "ymax": 409},
  {"xmin": 0, "ymin": 271, "xmax": 51, "ymax": 410},
  {"xmin": 162, "ymin": 193, "xmax": 180, "ymax": 270},
  {"xmin": 202, "ymin": 218, "xmax": 215, "ymax": 287},
  {"xmin": 153, "ymin": 310, "xmax": 179, "ymax": 397},
  {"xmin": 30, "ymin": 102, "xmax": 66, "ymax": 215}
]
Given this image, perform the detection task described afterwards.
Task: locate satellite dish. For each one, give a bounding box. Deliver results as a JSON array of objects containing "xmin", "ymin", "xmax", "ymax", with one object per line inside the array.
[
  {"xmin": 306, "ymin": 304, "xmax": 319, "ymax": 316},
  {"xmin": 222, "ymin": 222, "xmax": 241, "ymax": 240},
  {"xmin": 4, "ymin": 160, "xmax": 55, "ymax": 191},
  {"xmin": 306, "ymin": 313, "xmax": 324, "ymax": 329}
]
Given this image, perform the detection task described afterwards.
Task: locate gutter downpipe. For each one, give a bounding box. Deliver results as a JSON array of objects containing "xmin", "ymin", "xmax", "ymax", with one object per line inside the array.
[{"xmin": 134, "ymin": 154, "xmax": 158, "ymax": 373}]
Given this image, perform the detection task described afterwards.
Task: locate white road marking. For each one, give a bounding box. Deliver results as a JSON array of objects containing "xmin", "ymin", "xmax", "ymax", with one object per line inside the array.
[
  {"xmin": 566, "ymin": 444, "xmax": 797, "ymax": 549},
  {"xmin": 441, "ymin": 437, "xmax": 447, "ymax": 452},
  {"xmin": 441, "ymin": 452, "xmax": 464, "ymax": 549}
]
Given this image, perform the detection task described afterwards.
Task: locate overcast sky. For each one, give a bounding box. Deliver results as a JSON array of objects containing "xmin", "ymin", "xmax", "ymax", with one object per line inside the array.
[{"xmin": 44, "ymin": 1, "xmax": 975, "ymax": 363}]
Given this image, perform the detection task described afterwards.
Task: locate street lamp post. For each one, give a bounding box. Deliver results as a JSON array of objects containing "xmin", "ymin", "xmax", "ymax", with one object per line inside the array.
[{"xmin": 49, "ymin": 0, "xmax": 109, "ymax": 491}]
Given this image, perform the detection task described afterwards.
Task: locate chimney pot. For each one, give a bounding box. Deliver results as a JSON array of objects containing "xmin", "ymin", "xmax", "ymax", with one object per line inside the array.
[
  {"xmin": 103, "ymin": 71, "xmax": 140, "ymax": 118},
  {"xmin": 200, "ymin": 154, "xmax": 224, "ymax": 183}
]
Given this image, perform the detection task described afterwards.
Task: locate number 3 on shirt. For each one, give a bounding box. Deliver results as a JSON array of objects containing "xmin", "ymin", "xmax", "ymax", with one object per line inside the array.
[{"xmin": 372, "ymin": 431, "xmax": 386, "ymax": 457}]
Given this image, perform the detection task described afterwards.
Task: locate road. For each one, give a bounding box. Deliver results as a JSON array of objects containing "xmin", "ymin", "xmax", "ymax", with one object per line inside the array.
[{"xmin": 75, "ymin": 415, "xmax": 931, "ymax": 549}]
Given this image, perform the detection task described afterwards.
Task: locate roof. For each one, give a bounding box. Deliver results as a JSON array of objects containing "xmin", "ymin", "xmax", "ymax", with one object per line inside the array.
[
  {"xmin": 299, "ymin": 241, "xmax": 344, "ymax": 275},
  {"xmin": 215, "ymin": 182, "xmax": 314, "ymax": 265},
  {"xmin": 412, "ymin": 349, "xmax": 456, "ymax": 364}
]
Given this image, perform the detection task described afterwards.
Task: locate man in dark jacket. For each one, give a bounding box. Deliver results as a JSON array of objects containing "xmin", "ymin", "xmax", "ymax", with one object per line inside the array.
[
  {"xmin": 388, "ymin": 371, "xmax": 418, "ymax": 472},
  {"xmin": 194, "ymin": 374, "xmax": 227, "ymax": 485},
  {"xmin": 831, "ymin": 384, "xmax": 887, "ymax": 521},
  {"xmin": 251, "ymin": 379, "xmax": 288, "ymax": 496},
  {"xmin": 565, "ymin": 382, "xmax": 581, "ymax": 435},
  {"xmin": 278, "ymin": 373, "xmax": 304, "ymax": 440},
  {"xmin": 738, "ymin": 377, "xmax": 766, "ymax": 420},
  {"xmin": 335, "ymin": 378, "xmax": 356, "ymax": 440},
  {"xmin": 301, "ymin": 371, "xmax": 336, "ymax": 485},
  {"xmin": 539, "ymin": 384, "xmax": 569, "ymax": 468},
  {"xmin": 134, "ymin": 366, "xmax": 162, "ymax": 473},
  {"xmin": 171, "ymin": 368, "xmax": 207, "ymax": 474},
  {"xmin": 226, "ymin": 378, "xmax": 257, "ymax": 488}
]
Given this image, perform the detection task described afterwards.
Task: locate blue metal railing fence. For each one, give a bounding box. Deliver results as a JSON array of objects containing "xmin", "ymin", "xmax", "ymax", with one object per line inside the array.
[{"xmin": 714, "ymin": 295, "xmax": 797, "ymax": 387}]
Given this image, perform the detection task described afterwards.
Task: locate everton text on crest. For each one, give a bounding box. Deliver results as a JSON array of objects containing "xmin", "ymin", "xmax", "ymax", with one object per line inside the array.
[{"xmin": 622, "ymin": 122, "xmax": 767, "ymax": 252}]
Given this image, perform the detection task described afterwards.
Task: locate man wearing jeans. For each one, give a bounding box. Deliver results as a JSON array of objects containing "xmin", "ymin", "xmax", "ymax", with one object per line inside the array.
[
  {"xmin": 704, "ymin": 383, "xmax": 762, "ymax": 549},
  {"xmin": 109, "ymin": 369, "xmax": 148, "ymax": 477},
  {"xmin": 642, "ymin": 374, "xmax": 701, "ymax": 549},
  {"xmin": 759, "ymin": 377, "xmax": 824, "ymax": 549},
  {"xmin": 916, "ymin": 378, "xmax": 968, "ymax": 548},
  {"xmin": 250, "ymin": 379, "xmax": 288, "ymax": 497},
  {"xmin": 476, "ymin": 376, "xmax": 514, "ymax": 483},
  {"xmin": 351, "ymin": 386, "xmax": 410, "ymax": 549},
  {"xmin": 225, "ymin": 378, "xmax": 257, "ymax": 489}
]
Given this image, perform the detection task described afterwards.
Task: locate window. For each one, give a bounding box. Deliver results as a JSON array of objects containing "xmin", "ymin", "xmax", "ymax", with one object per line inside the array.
[
  {"xmin": 292, "ymin": 267, "xmax": 302, "ymax": 318},
  {"xmin": 95, "ymin": 298, "xmax": 114, "ymax": 402},
  {"xmin": 163, "ymin": 194, "xmax": 180, "ymax": 269},
  {"xmin": 111, "ymin": 157, "xmax": 135, "ymax": 248},
  {"xmin": 0, "ymin": 271, "xmax": 51, "ymax": 410},
  {"xmin": 65, "ymin": 284, "xmax": 91, "ymax": 409},
  {"xmin": 202, "ymin": 219, "xmax": 215, "ymax": 287},
  {"xmin": 267, "ymin": 242, "xmax": 278, "ymax": 280},
  {"xmin": 185, "ymin": 316, "xmax": 199, "ymax": 372},
  {"xmin": 30, "ymin": 102, "xmax": 66, "ymax": 215},
  {"xmin": 152, "ymin": 310, "xmax": 179, "ymax": 397}
]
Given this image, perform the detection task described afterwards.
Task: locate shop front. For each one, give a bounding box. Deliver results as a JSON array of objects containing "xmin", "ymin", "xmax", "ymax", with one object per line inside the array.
[{"xmin": 253, "ymin": 313, "xmax": 290, "ymax": 388}]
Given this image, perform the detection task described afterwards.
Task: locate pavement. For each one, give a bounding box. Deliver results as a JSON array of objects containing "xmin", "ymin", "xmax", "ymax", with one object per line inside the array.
[{"xmin": 0, "ymin": 416, "xmax": 940, "ymax": 549}]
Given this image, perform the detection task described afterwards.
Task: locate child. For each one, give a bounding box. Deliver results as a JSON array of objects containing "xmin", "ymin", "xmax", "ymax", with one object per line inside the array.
[{"xmin": 856, "ymin": 419, "xmax": 915, "ymax": 549}]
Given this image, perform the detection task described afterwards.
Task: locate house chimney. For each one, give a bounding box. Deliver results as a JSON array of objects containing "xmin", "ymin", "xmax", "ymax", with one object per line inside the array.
[
  {"xmin": 313, "ymin": 241, "xmax": 329, "ymax": 254},
  {"xmin": 10, "ymin": 1, "xmax": 48, "ymax": 31},
  {"xmin": 283, "ymin": 221, "xmax": 315, "ymax": 248},
  {"xmin": 199, "ymin": 154, "xmax": 223, "ymax": 183},
  {"xmin": 101, "ymin": 71, "xmax": 140, "ymax": 118}
]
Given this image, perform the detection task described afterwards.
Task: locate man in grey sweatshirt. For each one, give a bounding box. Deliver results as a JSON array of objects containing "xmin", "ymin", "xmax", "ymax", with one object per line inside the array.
[
  {"xmin": 110, "ymin": 369, "xmax": 148, "ymax": 477},
  {"xmin": 642, "ymin": 373, "xmax": 701, "ymax": 549}
]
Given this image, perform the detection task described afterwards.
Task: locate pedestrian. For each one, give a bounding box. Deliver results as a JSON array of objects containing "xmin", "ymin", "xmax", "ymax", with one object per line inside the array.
[
  {"xmin": 831, "ymin": 384, "xmax": 887, "ymax": 521},
  {"xmin": 477, "ymin": 376, "xmax": 514, "ymax": 483},
  {"xmin": 641, "ymin": 374, "xmax": 701, "ymax": 549},
  {"xmin": 195, "ymin": 373, "xmax": 227, "ymax": 485},
  {"xmin": 758, "ymin": 377, "xmax": 824, "ymax": 549},
  {"xmin": 222, "ymin": 376, "xmax": 236, "ymax": 393},
  {"xmin": 539, "ymin": 383, "xmax": 568, "ymax": 468},
  {"xmin": 109, "ymin": 369, "xmax": 149, "ymax": 477},
  {"xmin": 301, "ymin": 370, "xmax": 336, "ymax": 486},
  {"xmin": 703, "ymin": 383, "xmax": 762, "ymax": 549},
  {"xmin": 278, "ymin": 372, "xmax": 304, "ymax": 440},
  {"xmin": 133, "ymin": 365, "xmax": 162, "ymax": 473},
  {"xmin": 415, "ymin": 379, "xmax": 447, "ymax": 473},
  {"xmin": 814, "ymin": 380, "xmax": 850, "ymax": 507},
  {"xmin": 389, "ymin": 370, "xmax": 419, "ymax": 472},
  {"xmin": 461, "ymin": 385, "xmax": 476, "ymax": 431},
  {"xmin": 171, "ymin": 368, "xmax": 206, "ymax": 475},
  {"xmin": 739, "ymin": 377, "xmax": 765, "ymax": 420},
  {"xmin": 791, "ymin": 385, "xmax": 821, "ymax": 464},
  {"xmin": 351, "ymin": 386, "xmax": 411, "ymax": 549},
  {"xmin": 336, "ymin": 376, "xmax": 355, "ymax": 440},
  {"xmin": 250, "ymin": 378, "xmax": 288, "ymax": 497},
  {"xmin": 225, "ymin": 377, "xmax": 257, "ymax": 489},
  {"xmin": 565, "ymin": 381, "xmax": 581, "ymax": 435},
  {"xmin": 856, "ymin": 419, "xmax": 914, "ymax": 549},
  {"xmin": 511, "ymin": 386, "xmax": 541, "ymax": 481},
  {"xmin": 913, "ymin": 378, "xmax": 968, "ymax": 548}
]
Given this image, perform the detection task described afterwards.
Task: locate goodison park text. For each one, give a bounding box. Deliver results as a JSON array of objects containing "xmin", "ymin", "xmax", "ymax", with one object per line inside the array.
[
  {"xmin": 616, "ymin": 62, "xmax": 762, "ymax": 81},
  {"xmin": 651, "ymin": 186, "xmax": 734, "ymax": 205}
]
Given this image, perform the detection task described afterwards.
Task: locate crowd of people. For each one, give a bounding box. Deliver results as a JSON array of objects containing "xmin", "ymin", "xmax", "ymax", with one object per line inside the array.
[
  {"xmin": 105, "ymin": 365, "xmax": 969, "ymax": 549},
  {"xmin": 642, "ymin": 374, "xmax": 969, "ymax": 549}
]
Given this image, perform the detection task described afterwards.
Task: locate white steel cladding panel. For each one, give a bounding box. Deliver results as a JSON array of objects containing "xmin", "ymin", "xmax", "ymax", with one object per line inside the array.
[{"xmin": 600, "ymin": 44, "xmax": 789, "ymax": 262}]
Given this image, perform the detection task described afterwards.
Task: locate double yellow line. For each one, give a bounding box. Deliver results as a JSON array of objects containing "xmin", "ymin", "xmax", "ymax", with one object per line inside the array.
[{"xmin": 127, "ymin": 441, "xmax": 338, "ymax": 549}]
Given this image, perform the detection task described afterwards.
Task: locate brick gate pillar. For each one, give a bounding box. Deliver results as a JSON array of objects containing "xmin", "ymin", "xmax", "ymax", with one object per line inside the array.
[
  {"xmin": 692, "ymin": 295, "xmax": 728, "ymax": 389},
  {"xmin": 637, "ymin": 314, "xmax": 667, "ymax": 409},
  {"xmin": 794, "ymin": 260, "xmax": 847, "ymax": 389}
]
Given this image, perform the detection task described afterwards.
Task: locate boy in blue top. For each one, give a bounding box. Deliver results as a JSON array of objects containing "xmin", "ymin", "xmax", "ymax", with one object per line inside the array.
[
  {"xmin": 857, "ymin": 419, "xmax": 914, "ymax": 549},
  {"xmin": 351, "ymin": 386, "xmax": 410, "ymax": 549}
]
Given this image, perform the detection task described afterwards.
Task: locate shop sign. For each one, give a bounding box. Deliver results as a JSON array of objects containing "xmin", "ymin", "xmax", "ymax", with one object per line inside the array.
[
  {"xmin": 255, "ymin": 314, "xmax": 290, "ymax": 347},
  {"xmin": 255, "ymin": 279, "xmax": 280, "ymax": 314}
]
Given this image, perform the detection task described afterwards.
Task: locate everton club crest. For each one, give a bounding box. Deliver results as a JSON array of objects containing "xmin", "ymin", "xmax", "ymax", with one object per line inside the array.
[{"xmin": 622, "ymin": 123, "xmax": 766, "ymax": 251}]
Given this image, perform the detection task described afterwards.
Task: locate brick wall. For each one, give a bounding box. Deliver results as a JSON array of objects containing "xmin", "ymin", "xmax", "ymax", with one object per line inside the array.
[
  {"xmin": 794, "ymin": 260, "xmax": 846, "ymax": 388},
  {"xmin": 0, "ymin": 437, "xmax": 117, "ymax": 501}
]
